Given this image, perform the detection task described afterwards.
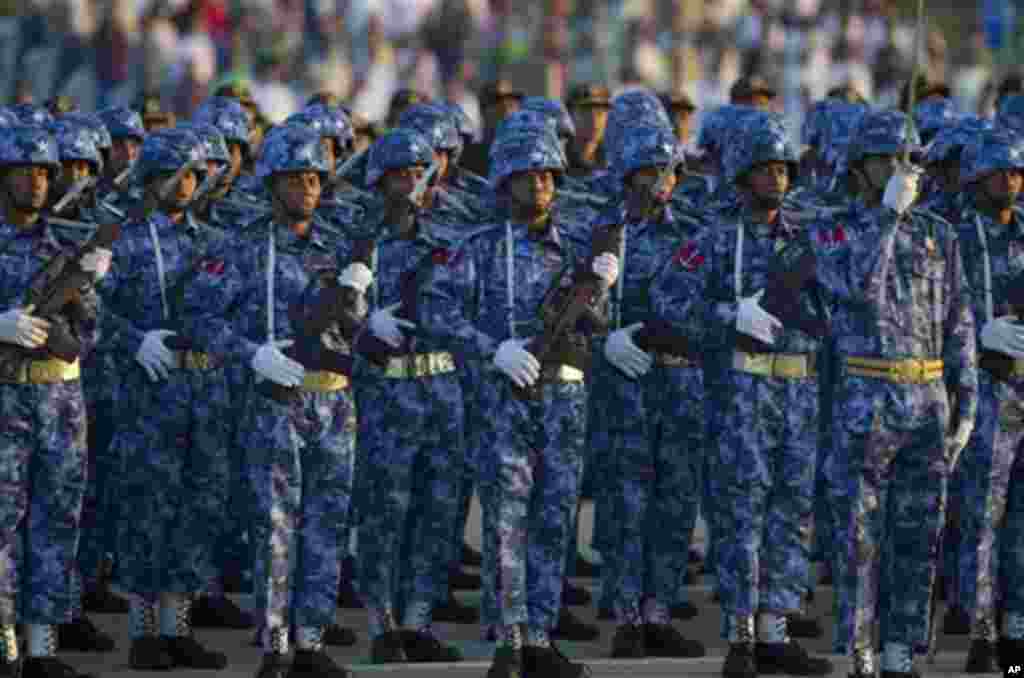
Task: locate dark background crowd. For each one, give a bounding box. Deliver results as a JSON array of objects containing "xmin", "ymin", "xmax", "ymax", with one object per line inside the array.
[{"xmin": 3, "ymin": 0, "xmax": 1021, "ymax": 133}]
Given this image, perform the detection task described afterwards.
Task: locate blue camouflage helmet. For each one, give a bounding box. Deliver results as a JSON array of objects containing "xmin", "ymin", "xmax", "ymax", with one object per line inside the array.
[
  {"xmin": 178, "ymin": 122, "xmax": 231, "ymax": 166},
  {"xmin": 520, "ymin": 97, "xmax": 576, "ymax": 139},
  {"xmin": 615, "ymin": 124, "xmax": 682, "ymax": 184},
  {"xmin": 0, "ymin": 125, "xmax": 62, "ymax": 178},
  {"xmin": 256, "ymin": 122, "xmax": 331, "ymax": 181},
  {"xmin": 494, "ymin": 110, "xmax": 563, "ymax": 155},
  {"xmin": 60, "ymin": 112, "xmax": 112, "ymax": 154},
  {"xmin": 913, "ymin": 98, "xmax": 960, "ymax": 145},
  {"xmin": 605, "ymin": 89, "xmax": 672, "ymax": 169},
  {"xmin": 441, "ymin": 102, "xmax": 479, "ymax": 144},
  {"xmin": 6, "ymin": 104, "xmax": 53, "ymax": 127},
  {"xmin": 135, "ymin": 127, "xmax": 204, "ymax": 186},
  {"xmin": 846, "ymin": 110, "xmax": 921, "ymax": 166},
  {"xmin": 725, "ymin": 111, "xmax": 798, "ymax": 183},
  {"xmin": 287, "ymin": 104, "xmax": 354, "ymax": 153},
  {"xmin": 398, "ymin": 103, "xmax": 460, "ymax": 152},
  {"xmin": 997, "ymin": 93, "xmax": 1024, "ymax": 135},
  {"xmin": 924, "ymin": 115, "xmax": 991, "ymax": 166},
  {"xmin": 365, "ymin": 128, "xmax": 434, "ymax": 188},
  {"xmin": 49, "ymin": 117, "xmax": 104, "ymax": 175},
  {"xmin": 801, "ymin": 100, "xmax": 830, "ymax": 148},
  {"xmin": 488, "ymin": 130, "xmax": 565, "ymax": 190},
  {"xmin": 818, "ymin": 101, "xmax": 869, "ymax": 172},
  {"xmin": 97, "ymin": 107, "xmax": 146, "ymax": 141},
  {"xmin": 959, "ymin": 127, "xmax": 1024, "ymax": 185},
  {"xmin": 193, "ymin": 96, "xmax": 252, "ymax": 154},
  {"xmin": 696, "ymin": 104, "xmax": 759, "ymax": 158}
]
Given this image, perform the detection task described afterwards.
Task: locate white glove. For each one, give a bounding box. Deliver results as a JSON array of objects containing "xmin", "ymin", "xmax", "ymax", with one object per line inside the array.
[
  {"xmin": 251, "ymin": 340, "xmax": 305, "ymax": 387},
  {"xmin": 80, "ymin": 247, "xmax": 112, "ymax": 280},
  {"xmin": 135, "ymin": 329, "xmax": 178, "ymax": 382},
  {"xmin": 592, "ymin": 253, "xmax": 620, "ymax": 286},
  {"xmin": 0, "ymin": 308, "xmax": 50, "ymax": 349},
  {"xmin": 736, "ymin": 289, "xmax": 783, "ymax": 346},
  {"xmin": 369, "ymin": 302, "xmax": 416, "ymax": 348},
  {"xmin": 980, "ymin": 315, "xmax": 1024, "ymax": 358},
  {"xmin": 338, "ymin": 262, "xmax": 373, "ymax": 294},
  {"xmin": 493, "ymin": 338, "xmax": 541, "ymax": 388},
  {"xmin": 882, "ymin": 166, "xmax": 920, "ymax": 215},
  {"xmin": 604, "ymin": 322, "xmax": 653, "ymax": 378}
]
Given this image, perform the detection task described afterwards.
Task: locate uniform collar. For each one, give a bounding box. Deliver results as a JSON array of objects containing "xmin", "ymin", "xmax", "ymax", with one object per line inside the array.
[{"xmin": 272, "ymin": 218, "xmax": 327, "ymax": 251}]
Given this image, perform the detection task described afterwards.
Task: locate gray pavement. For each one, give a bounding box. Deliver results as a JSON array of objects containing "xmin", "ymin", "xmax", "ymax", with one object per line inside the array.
[{"xmin": 68, "ymin": 497, "xmax": 991, "ymax": 677}]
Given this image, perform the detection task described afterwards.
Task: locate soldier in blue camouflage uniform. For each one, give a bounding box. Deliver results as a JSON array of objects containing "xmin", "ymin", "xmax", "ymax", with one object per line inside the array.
[
  {"xmin": 349, "ymin": 128, "xmax": 465, "ymax": 663},
  {"xmin": 177, "ymin": 123, "xmax": 364, "ymax": 678},
  {"xmin": 191, "ymin": 96, "xmax": 263, "ymax": 230},
  {"xmin": 814, "ymin": 110, "xmax": 977, "ymax": 678},
  {"xmin": 0, "ymin": 124, "xmax": 109, "ymax": 678},
  {"xmin": 941, "ymin": 129, "xmax": 1024, "ymax": 673},
  {"xmin": 440, "ymin": 102, "xmax": 492, "ymax": 200},
  {"xmin": 419, "ymin": 129, "xmax": 619, "ymax": 678},
  {"xmin": 650, "ymin": 112, "xmax": 834, "ymax": 678},
  {"xmin": 98, "ymin": 127, "xmax": 232, "ymax": 672},
  {"xmin": 38, "ymin": 117, "xmax": 125, "ymax": 654},
  {"xmin": 597, "ymin": 123, "xmax": 707, "ymax": 660},
  {"xmin": 96, "ymin": 107, "xmax": 145, "ymax": 196},
  {"xmin": 390, "ymin": 106, "xmax": 485, "ymax": 624}
]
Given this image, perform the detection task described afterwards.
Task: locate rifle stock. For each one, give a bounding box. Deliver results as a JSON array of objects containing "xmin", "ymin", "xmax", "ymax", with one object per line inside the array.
[
  {"xmin": 255, "ymin": 238, "xmax": 375, "ymax": 403},
  {"xmin": 512, "ymin": 224, "xmax": 621, "ymax": 400}
]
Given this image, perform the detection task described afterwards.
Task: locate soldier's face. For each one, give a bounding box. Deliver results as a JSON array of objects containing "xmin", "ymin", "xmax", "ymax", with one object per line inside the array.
[
  {"xmin": 110, "ymin": 137, "xmax": 141, "ymax": 175},
  {"xmin": 747, "ymin": 161, "xmax": 789, "ymax": 206},
  {"xmin": 629, "ymin": 165, "xmax": 677, "ymax": 203},
  {"xmin": 506, "ymin": 170, "xmax": 555, "ymax": 214},
  {"xmin": 382, "ymin": 165, "xmax": 425, "ymax": 205},
  {"xmin": 227, "ymin": 143, "xmax": 244, "ymax": 185},
  {"xmin": 980, "ymin": 169, "xmax": 1024, "ymax": 209},
  {"xmin": 321, "ymin": 137, "xmax": 338, "ymax": 179},
  {"xmin": 571, "ymin": 105, "xmax": 609, "ymax": 144},
  {"xmin": 672, "ymin": 110, "xmax": 694, "ymax": 143},
  {"xmin": 433, "ymin": 150, "xmax": 450, "ymax": 183},
  {"xmin": 274, "ymin": 171, "xmax": 322, "ymax": 217},
  {"xmin": 5, "ymin": 165, "xmax": 49, "ymax": 211}
]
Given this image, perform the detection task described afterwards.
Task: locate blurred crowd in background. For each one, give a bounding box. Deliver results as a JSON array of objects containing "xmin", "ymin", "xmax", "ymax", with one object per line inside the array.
[{"xmin": 2, "ymin": 0, "xmax": 1018, "ymax": 135}]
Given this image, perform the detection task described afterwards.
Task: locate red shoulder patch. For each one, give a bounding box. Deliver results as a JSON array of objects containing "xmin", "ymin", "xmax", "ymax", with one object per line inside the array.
[
  {"xmin": 199, "ymin": 258, "xmax": 225, "ymax": 275},
  {"xmin": 833, "ymin": 224, "xmax": 846, "ymax": 243},
  {"xmin": 673, "ymin": 242, "xmax": 704, "ymax": 270}
]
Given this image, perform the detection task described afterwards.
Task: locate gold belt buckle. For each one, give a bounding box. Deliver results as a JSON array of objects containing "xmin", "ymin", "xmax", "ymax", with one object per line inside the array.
[
  {"xmin": 556, "ymin": 364, "xmax": 584, "ymax": 382},
  {"xmin": 1013, "ymin": 359, "xmax": 1024, "ymax": 378},
  {"xmin": 178, "ymin": 351, "xmax": 213, "ymax": 370},
  {"xmin": 302, "ymin": 370, "xmax": 350, "ymax": 392},
  {"xmin": 27, "ymin": 358, "xmax": 81, "ymax": 383},
  {"xmin": 773, "ymin": 355, "xmax": 809, "ymax": 379},
  {"xmin": 384, "ymin": 352, "xmax": 455, "ymax": 379},
  {"xmin": 657, "ymin": 353, "xmax": 693, "ymax": 368}
]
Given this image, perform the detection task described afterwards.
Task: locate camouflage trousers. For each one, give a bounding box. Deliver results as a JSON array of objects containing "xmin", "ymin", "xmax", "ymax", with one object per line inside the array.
[
  {"xmin": 956, "ymin": 373, "xmax": 1024, "ymax": 630},
  {"xmin": 354, "ymin": 372, "xmax": 463, "ymax": 615},
  {"xmin": 79, "ymin": 353, "xmax": 120, "ymax": 590},
  {"xmin": 241, "ymin": 386, "xmax": 355, "ymax": 630},
  {"xmin": 0, "ymin": 380, "xmax": 87, "ymax": 625},
  {"xmin": 1001, "ymin": 436, "xmax": 1024, "ymax": 617},
  {"xmin": 712, "ymin": 370, "xmax": 817, "ymax": 633},
  {"xmin": 477, "ymin": 374, "xmax": 586, "ymax": 632},
  {"xmin": 831, "ymin": 377, "xmax": 948, "ymax": 653},
  {"xmin": 112, "ymin": 365, "xmax": 232, "ymax": 598},
  {"xmin": 220, "ymin": 362, "xmax": 255, "ymax": 593},
  {"xmin": 602, "ymin": 357, "xmax": 704, "ymax": 617}
]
